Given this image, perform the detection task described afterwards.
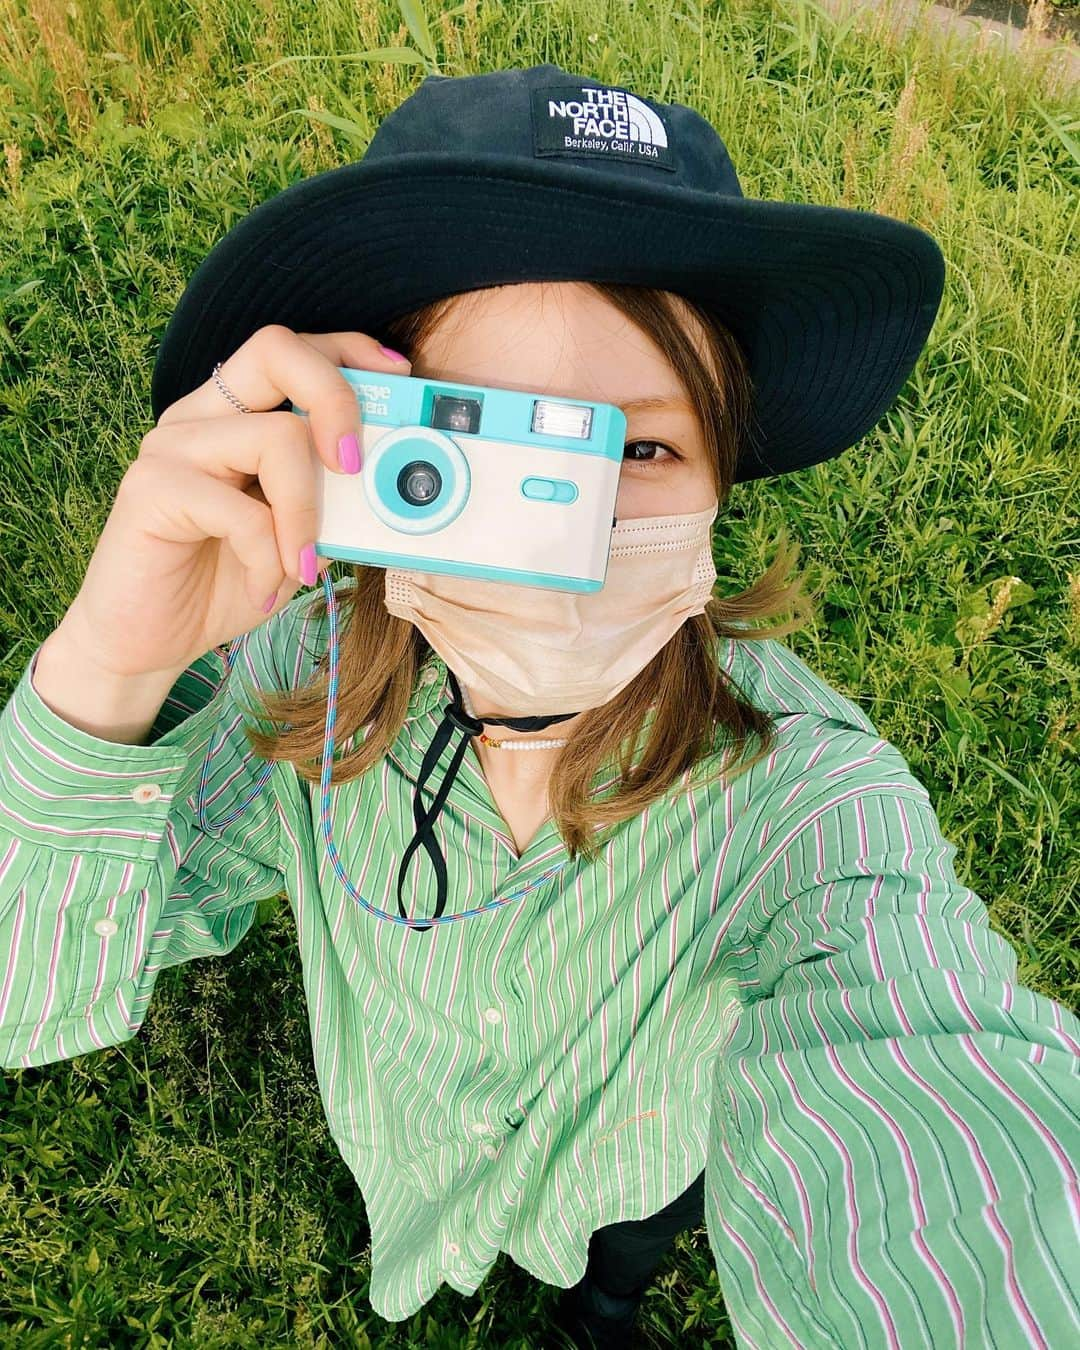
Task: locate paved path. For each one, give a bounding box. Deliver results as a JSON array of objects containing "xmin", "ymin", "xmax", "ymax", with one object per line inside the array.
[{"xmin": 811, "ymin": 0, "xmax": 1079, "ymax": 88}]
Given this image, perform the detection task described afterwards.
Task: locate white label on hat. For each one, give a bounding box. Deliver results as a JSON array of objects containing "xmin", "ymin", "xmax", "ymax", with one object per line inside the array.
[{"xmin": 531, "ymin": 84, "xmax": 675, "ymax": 173}]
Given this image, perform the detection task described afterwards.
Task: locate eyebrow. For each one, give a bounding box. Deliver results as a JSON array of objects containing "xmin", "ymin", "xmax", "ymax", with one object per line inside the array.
[{"xmin": 616, "ymin": 396, "xmax": 692, "ymax": 413}]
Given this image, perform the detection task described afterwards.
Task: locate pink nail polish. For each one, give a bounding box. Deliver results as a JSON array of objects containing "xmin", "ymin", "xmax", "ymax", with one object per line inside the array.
[
  {"xmin": 379, "ymin": 345, "xmax": 409, "ymax": 363},
  {"xmin": 338, "ymin": 432, "xmax": 361, "ymax": 473},
  {"xmin": 299, "ymin": 543, "xmax": 318, "ymax": 586}
]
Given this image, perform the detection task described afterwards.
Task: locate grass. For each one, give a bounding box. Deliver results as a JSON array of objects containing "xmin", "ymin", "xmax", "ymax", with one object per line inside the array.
[{"xmin": 1, "ymin": 0, "xmax": 1078, "ymax": 1344}]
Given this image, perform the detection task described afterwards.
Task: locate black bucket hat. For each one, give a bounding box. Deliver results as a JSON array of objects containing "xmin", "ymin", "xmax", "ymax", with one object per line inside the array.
[{"xmin": 150, "ymin": 61, "xmax": 946, "ymax": 483}]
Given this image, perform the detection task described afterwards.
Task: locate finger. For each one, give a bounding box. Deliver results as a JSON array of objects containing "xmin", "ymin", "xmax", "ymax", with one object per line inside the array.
[
  {"xmin": 248, "ymin": 476, "xmax": 332, "ymax": 578},
  {"xmin": 133, "ymin": 458, "xmax": 297, "ymax": 611},
  {"xmin": 142, "ymin": 411, "xmax": 322, "ymax": 583},
  {"xmin": 155, "ymin": 325, "xmax": 411, "ymax": 475},
  {"xmin": 294, "ymin": 329, "xmax": 411, "ymax": 375}
]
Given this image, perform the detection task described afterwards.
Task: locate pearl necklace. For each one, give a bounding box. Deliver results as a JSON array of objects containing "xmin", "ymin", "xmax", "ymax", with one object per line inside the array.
[{"xmin": 458, "ymin": 682, "xmax": 570, "ymax": 750}]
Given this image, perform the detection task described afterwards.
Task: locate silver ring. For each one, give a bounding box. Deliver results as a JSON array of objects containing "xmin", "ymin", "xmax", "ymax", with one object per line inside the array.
[{"xmin": 212, "ymin": 361, "xmax": 253, "ymax": 414}]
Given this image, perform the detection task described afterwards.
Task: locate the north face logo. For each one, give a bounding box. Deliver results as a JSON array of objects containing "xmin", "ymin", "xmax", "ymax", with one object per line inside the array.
[{"xmin": 531, "ymin": 83, "xmax": 675, "ymax": 173}]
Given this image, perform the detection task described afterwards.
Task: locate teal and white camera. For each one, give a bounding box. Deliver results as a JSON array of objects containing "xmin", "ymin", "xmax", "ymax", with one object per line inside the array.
[{"xmin": 290, "ymin": 367, "xmax": 626, "ymax": 593}]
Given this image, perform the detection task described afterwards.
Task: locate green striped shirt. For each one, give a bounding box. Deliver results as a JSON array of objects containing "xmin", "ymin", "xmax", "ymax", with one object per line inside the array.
[{"xmin": 2, "ymin": 588, "xmax": 1078, "ymax": 1344}]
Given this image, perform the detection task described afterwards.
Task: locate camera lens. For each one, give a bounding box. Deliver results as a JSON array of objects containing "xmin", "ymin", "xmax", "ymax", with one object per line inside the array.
[{"xmin": 397, "ymin": 460, "xmax": 442, "ymax": 505}]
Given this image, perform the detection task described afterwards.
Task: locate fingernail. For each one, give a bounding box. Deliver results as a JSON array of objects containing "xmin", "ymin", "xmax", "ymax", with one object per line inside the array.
[
  {"xmin": 261, "ymin": 591, "xmax": 277, "ymax": 613},
  {"xmin": 299, "ymin": 543, "xmax": 317, "ymax": 586},
  {"xmin": 378, "ymin": 345, "xmax": 409, "ymax": 363},
  {"xmin": 338, "ymin": 431, "xmax": 361, "ymax": 473}
]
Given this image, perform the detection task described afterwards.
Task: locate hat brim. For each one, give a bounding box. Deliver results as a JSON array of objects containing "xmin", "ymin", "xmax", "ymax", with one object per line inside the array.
[{"xmin": 150, "ymin": 152, "xmax": 945, "ymax": 483}]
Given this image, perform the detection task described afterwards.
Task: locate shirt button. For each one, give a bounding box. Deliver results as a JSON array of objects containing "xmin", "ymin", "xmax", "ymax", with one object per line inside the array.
[
  {"xmin": 93, "ymin": 918, "xmax": 119, "ymax": 938},
  {"xmin": 483, "ymin": 1008, "xmax": 502, "ymax": 1024},
  {"xmin": 445, "ymin": 1242, "xmax": 460, "ymax": 1257},
  {"xmin": 131, "ymin": 783, "xmax": 161, "ymax": 804},
  {"xmin": 481, "ymin": 1144, "xmax": 498, "ymax": 1159},
  {"xmin": 470, "ymin": 1123, "xmax": 488, "ymax": 1137}
]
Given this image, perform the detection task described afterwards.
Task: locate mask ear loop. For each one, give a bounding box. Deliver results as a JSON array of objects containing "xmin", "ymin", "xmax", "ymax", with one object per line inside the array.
[{"xmin": 195, "ymin": 573, "xmax": 570, "ymax": 932}]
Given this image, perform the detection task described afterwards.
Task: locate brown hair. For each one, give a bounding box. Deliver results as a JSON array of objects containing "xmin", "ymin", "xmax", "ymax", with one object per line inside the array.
[{"xmin": 242, "ymin": 282, "xmax": 817, "ymax": 861}]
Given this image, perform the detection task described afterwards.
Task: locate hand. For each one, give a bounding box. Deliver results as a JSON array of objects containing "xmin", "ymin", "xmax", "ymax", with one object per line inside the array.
[{"xmin": 60, "ymin": 325, "xmax": 411, "ymax": 679}]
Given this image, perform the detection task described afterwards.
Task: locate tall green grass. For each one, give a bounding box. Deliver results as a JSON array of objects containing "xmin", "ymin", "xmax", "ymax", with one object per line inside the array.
[{"xmin": 1, "ymin": 0, "xmax": 1077, "ymax": 1344}]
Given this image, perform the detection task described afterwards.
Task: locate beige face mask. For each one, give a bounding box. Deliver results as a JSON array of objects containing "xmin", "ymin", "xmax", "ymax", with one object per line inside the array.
[{"xmin": 383, "ymin": 502, "xmax": 719, "ymax": 715}]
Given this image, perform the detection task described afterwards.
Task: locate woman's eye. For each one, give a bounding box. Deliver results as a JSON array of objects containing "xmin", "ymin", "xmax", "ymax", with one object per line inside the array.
[{"xmin": 623, "ymin": 439, "xmax": 680, "ymax": 468}]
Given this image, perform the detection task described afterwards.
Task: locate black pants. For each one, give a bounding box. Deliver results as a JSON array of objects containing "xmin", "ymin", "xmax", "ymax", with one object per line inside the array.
[{"xmin": 585, "ymin": 1169, "xmax": 706, "ymax": 1300}]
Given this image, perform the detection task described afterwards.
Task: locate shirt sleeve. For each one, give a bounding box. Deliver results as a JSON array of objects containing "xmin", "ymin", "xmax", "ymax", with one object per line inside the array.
[
  {"xmin": 0, "ymin": 626, "xmax": 286, "ymax": 1070},
  {"xmin": 704, "ymin": 739, "xmax": 1080, "ymax": 1349}
]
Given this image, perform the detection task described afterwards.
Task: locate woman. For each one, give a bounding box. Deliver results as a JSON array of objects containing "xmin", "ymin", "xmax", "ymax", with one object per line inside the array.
[{"xmin": 3, "ymin": 64, "xmax": 1078, "ymax": 1349}]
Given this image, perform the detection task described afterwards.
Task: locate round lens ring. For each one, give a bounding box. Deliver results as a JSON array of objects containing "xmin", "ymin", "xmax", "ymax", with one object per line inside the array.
[
  {"xmin": 397, "ymin": 460, "xmax": 442, "ymax": 506},
  {"xmin": 362, "ymin": 426, "xmax": 470, "ymax": 536}
]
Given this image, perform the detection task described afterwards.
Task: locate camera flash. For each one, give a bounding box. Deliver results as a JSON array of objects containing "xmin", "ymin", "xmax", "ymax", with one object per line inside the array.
[{"xmin": 531, "ymin": 400, "xmax": 593, "ymax": 439}]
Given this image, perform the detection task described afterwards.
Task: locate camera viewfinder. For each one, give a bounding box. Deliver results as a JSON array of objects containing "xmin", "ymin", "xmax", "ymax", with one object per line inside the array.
[{"xmin": 431, "ymin": 395, "xmax": 481, "ymax": 434}]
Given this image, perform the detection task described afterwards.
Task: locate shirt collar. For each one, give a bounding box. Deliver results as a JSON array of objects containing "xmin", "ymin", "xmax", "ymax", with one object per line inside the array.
[{"xmin": 407, "ymin": 649, "xmax": 457, "ymax": 720}]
